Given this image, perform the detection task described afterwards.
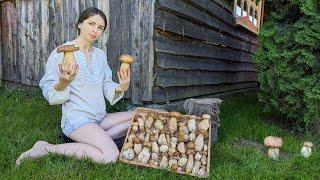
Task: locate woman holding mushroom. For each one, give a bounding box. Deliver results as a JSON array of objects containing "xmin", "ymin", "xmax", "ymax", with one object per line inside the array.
[{"xmin": 16, "ymin": 7, "xmax": 134, "ymax": 165}]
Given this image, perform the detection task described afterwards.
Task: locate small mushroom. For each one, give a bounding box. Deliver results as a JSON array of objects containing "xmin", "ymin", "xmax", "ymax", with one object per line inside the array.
[
  {"xmin": 122, "ymin": 148, "xmax": 135, "ymax": 160},
  {"xmin": 168, "ymin": 117, "xmax": 178, "ymax": 133},
  {"xmin": 138, "ymin": 132, "xmax": 145, "ymax": 141},
  {"xmin": 169, "ymin": 111, "xmax": 182, "ymax": 118},
  {"xmin": 166, "ymin": 134, "xmax": 171, "ymax": 144},
  {"xmin": 201, "ymin": 114, "xmax": 211, "ymax": 119},
  {"xmin": 154, "ymin": 119, "xmax": 164, "ymax": 130},
  {"xmin": 168, "ymin": 158, "xmax": 178, "ymax": 168},
  {"xmin": 186, "ymin": 142, "xmax": 195, "ymax": 149},
  {"xmin": 159, "ymin": 156, "xmax": 168, "ymax": 168},
  {"xmin": 131, "ymin": 122, "xmax": 138, "ymax": 132},
  {"xmin": 186, "ymin": 148, "xmax": 195, "ymax": 155},
  {"xmin": 137, "ymin": 117, "xmax": 145, "ymax": 131},
  {"xmin": 197, "ymin": 167, "xmax": 207, "ymax": 177},
  {"xmin": 203, "ymin": 144, "xmax": 208, "ymax": 152},
  {"xmin": 301, "ymin": 141, "xmax": 313, "ymax": 158},
  {"xmin": 263, "ymin": 136, "xmax": 283, "ymax": 159},
  {"xmin": 137, "ymin": 147, "xmax": 151, "ymax": 164},
  {"xmin": 199, "ymin": 119, "xmax": 210, "ymax": 131},
  {"xmin": 185, "ymin": 154, "xmax": 194, "ymax": 173},
  {"xmin": 133, "ymin": 137, "xmax": 141, "ymax": 144},
  {"xmin": 195, "ymin": 152, "xmax": 202, "ymax": 161},
  {"xmin": 170, "ymin": 137, "xmax": 178, "ymax": 148},
  {"xmin": 189, "ymin": 132, "xmax": 196, "ymax": 142},
  {"xmin": 168, "ymin": 147, "xmax": 176, "ymax": 156},
  {"xmin": 195, "ymin": 133, "xmax": 204, "ymax": 151},
  {"xmin": 158, "ymin": 133, "xmax": 167, "ymax": 145},
  {"xmin": 177, "ymin": 131, "xmax": 189, "ymax": 142},
  {"xmin": 149, "ymin": 135, "xmax": 157, "ymax": 142},
  {"xmin": 178, "ymin": 155, "xmax": 188, "ymax": 167},
  {"xmin": 201, "ymin": 155, "xmax": 207, "ymax": 165},
  {"xmin": 192, "ymin": 161, "xmax": 201, "ymax": 175},
  {"xmin": 123, "ymin": 142, "xmax": 133, "ymax": 150},
  {"xmin": 149, "ymin": 159, "xmax": 158, "ymax": 166},
  {"xmin": 151, "ymin": 152, "xmax": 159, "ymax": 161},
  {"xmin": 160, "ymin": 145, "xmax": 169, "ymax": 153},
  {"xmin": 127, "ymin": 133, "xmax": 136, "ymax": 143},
  {"xmin": 179, "ymin": 125, "xmax": 189, "ymax": 134},
  {"xmin": 187, "ymin": 118, "xmax": 196, "ymax": 132},
  {"xmin": 177, "ymin": 142, "xmax": 186, "ymax": 154},
  {"xmin": 134, "ymin": 143, "xmax": 142, "ymax": 155},
  {"xmin": 145, "ymin": 116, "xmax": 154, "ymax": 130},
  {"xmin": 151, "ymin": 142, "xmax": 159, "ymax": 153}
]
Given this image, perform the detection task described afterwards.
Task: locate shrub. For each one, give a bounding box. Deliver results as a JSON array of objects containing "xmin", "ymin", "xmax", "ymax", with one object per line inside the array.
[{"xmin": 254, "ymin": 0, "xmax": 320, "ymax": 124}]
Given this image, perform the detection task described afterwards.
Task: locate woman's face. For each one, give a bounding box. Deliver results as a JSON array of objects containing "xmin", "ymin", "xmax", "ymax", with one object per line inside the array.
[{"xmin": 78, "ymin": 14, "xmax": 106, "ymax": 43}]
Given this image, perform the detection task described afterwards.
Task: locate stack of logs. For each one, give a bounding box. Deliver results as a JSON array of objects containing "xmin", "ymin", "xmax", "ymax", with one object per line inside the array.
[{"xmin": 120, "ymin": 108, "xmax": 211, "ymax": 178}]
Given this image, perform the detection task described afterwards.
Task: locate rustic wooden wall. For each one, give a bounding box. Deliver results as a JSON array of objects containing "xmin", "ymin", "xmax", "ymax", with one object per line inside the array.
[
  {"xmin": 0, "ymin": 0, "xmax": 110, "ymax": 86},
  {"xmin": 152, "ymin": 0, "xmax": 259, "ymax": 102}
]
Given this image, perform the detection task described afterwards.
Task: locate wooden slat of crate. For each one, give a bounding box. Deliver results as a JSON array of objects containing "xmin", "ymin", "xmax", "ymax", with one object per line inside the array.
[{"xmin": 119, "ymin": 107, "xmax": 211, "ymax": 178}]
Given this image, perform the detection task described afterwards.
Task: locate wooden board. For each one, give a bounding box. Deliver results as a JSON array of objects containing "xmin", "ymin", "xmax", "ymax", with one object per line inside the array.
[
  {"xmin": 155, "ymin": 53, "xmax": 257, "ymax": 72},
  {"xmin": 119, "ymin": 107, "xmax": 212, "ymax": 178},
  {"xmin": 152, "ymin": 82, "xmax": 258, "ymax": 102}
]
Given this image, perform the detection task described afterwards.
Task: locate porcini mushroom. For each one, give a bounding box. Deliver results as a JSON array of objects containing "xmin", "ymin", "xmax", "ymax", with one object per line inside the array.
[
  {"xmin": 145, "ymin": 116, "xmax": 154, "ymax": 130},
  {"xmin": 187, "ymin": 118, "xmax": 196, "ymax": 132},
  {"xmin": 57, "ymin": 44, "xmax": 79, "ymax": 69},
  {"xmin": 134, "ymin": 143, "xmax": 142, "ymax": 155},
  {"xmin": 198, "ymin": 119, "xmax": 210, "ymax": 131},
  {"xmin": 168, "ymin": 117, "xmax": 178, "ymax": 133},
  {"xmin": 137, "ymin": 147, "xmax": 151, "ymax": 164},
  {"xmin": 159, "ymin": 156, "xmax": 168, "ymax": 168},
  {"xmin": 185, "ymin": 154, "xmax": 194, "ymax": 173},
  {"xmin": 195, "ymin": 133, "xmax": 204, "ymax": 152},
  {"xmin": 119, "ymin": 54, "xmax": 134, "ymax": 73},
  {"xmin": 301, "ymin": 141, "xmax": 313, "ymax": 158},
  {"xmin": 158, "ymin": 133, "xmax": 167, "ymax": 145},
  {"xmin": 154, "ymin": 119, "xmax": 164, "ymax": 130},
  {"xmin": 122, "ymin": 148, "xmax": 135, "ymax": 160},
  {"xmin": 177, "ymin": 142, "xmax": 186, "ymax": 154},
  {"xmin": 263, "ymin": 136, "xmax": 283, "ymax": 159},
  {"xmin": 151, "ymin": 142, "xmax": 159, "ymax": 153}
]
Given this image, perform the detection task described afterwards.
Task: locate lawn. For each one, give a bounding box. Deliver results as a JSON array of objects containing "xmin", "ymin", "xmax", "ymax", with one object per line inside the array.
[{"xmin": 0, "ymin": 87, "xmax": 319, "ymax": 179}]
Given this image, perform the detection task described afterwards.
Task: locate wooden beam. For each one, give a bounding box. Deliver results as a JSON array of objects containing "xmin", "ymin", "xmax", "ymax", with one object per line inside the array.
[
  {"xmin": 155, "ymin": 53, "xmax": 257, "ymax": 72},
  {"xmin": 157, "ymin": 0, "xmax": 258, "ymax": 45},
  {"xmin": 155, "ymin": 68, "xmax": 257, "ymax": 87},
  {"xmin": 155, "ymin": 9, "xmax": 257, "ymax": 53},
  {"xmin": 153, "ymin": 82, "xmax": 258, "ymax": 102},
  {"xmin": 154, "ymin": 30, "xmax": 253, "ymax": 63}
]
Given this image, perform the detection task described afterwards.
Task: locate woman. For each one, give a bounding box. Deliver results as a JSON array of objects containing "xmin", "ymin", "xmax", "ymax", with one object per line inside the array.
[{"xmin": 16, "ymin": 7, "xmax": 134, "ymax": 165}]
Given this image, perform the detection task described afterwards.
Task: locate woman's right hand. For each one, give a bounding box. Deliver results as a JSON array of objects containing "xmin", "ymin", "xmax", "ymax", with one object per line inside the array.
[{"xmin": 54, "ymin": 63, "xmax": 79, "ymax": 91}]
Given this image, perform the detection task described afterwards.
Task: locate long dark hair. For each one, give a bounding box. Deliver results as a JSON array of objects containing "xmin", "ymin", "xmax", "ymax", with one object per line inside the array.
[{"xmin": 77, "ymin": 7, "xmax": 107, "ymax": 34}]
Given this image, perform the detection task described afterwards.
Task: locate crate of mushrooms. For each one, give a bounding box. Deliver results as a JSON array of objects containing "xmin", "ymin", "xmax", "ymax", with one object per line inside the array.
[{"xmin": 119, "ymin": 107, "xmax": 211, "ymax": 178}]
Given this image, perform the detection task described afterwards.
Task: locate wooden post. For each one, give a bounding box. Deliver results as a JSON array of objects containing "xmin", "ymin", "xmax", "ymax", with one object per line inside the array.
[{"xmin": 183, "ymin": 98, "xmax": 222, "ymax": 144}]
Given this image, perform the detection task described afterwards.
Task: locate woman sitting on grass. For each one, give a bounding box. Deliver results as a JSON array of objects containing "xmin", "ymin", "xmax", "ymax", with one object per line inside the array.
[{"xmin": 16, "ymin": 7, "xmax": 134, "ymax": 166}]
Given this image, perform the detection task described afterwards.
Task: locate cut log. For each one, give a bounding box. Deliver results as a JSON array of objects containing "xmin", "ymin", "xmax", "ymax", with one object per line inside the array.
[{"xmin": 183, "ymin": 98, "xmax": 222, "ymax": 144}]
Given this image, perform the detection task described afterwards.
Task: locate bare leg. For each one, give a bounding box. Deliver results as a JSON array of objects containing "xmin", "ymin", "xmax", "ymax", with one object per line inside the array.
[
  {"xmin": 105, "ymin": 121, "xmax": 131, "ymax": 139},
  {"xmin": 16, "ymin": 123, "xmax": 119, "ymax": 166},
  {"xmin": 100, "ymin": 111, "xmax": 134, "ymax": 130}
]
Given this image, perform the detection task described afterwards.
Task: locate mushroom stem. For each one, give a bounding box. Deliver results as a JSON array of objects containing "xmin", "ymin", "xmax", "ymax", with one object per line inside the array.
[
  {"xmin": 301, "ymin": 146, "xmax": 312, "ymax": 158},
  {"xmin": 267, "ymin": 148, "xmax": 279, "ymax": 159}
]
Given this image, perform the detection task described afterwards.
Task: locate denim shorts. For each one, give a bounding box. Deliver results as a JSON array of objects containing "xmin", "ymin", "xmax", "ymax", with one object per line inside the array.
[{"xmin": 62, "ymin": 117, "xmax": 103, "ymax": 137}]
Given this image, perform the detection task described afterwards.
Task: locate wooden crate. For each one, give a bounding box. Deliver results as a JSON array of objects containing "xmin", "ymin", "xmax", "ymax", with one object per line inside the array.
[{"xmin": 119, "ymin": 107, "xmax": 211, "ymax": 178}]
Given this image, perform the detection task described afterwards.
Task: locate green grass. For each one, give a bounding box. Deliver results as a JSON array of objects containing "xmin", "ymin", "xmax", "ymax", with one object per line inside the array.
[{"xmin": 0, "ymin": 87, "xmax": 319, "ymax": 179}]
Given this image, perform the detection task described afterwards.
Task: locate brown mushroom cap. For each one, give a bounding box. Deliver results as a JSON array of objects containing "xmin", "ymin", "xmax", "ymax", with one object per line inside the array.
[
  {"xmin": 120, "ymin": 54, "xmax": 134, "ymax": 63},
  {"xmin": 263, "ymin": 136, "xmax": 283, "ymax": 148},
  {"xmin": 303, "ymin": 142, "xmax": 313, "ymax": 148},
  {"xmin": 201, "ymin": 114, "xmax": 211, "ymax": 119},
  {"xmin": 57, "ymin": 45, "xmax": 79, "ymax": 53},
  {"xmin": 169, "ymin": 111, "xmax": 182, "ymax": 118}
]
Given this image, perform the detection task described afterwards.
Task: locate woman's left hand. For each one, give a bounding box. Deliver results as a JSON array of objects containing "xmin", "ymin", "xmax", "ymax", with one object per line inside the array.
[{"xmin": 116, "ymin": 67, "xmax": 131, "ymax": 92}]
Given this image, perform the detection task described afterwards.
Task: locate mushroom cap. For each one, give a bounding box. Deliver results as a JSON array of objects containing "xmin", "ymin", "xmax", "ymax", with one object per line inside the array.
[
  {"xmin": 263, "ymin": 136, "xmax": 283, "ymax": 148},
  {"xmin": 303, "ymin": 141, "xmax": 313, "ymax": 148},
  {"xmin": 119, "ymin": 54, "xmax": 134, "ymax": 63},
  {"xmin": 169, "ymin": 111, "xmax": 182, "ymax": 118},
  {"xmin": 57, "ymin": 45, "xmax": 79, "ymax": 53},
  {"xmin": 201, "ymin": 114, "xmax": 211, "ymax": 119}
]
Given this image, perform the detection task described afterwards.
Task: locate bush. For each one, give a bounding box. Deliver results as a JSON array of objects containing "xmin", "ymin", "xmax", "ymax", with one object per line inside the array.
[{"xmin": 254, "ymin": 0, "xmax": 320, "ymax": 124}]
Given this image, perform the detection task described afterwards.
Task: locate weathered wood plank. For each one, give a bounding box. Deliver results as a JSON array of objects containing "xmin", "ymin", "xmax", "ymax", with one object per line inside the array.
[
  {"xmin": 96, "ymin": 0, "xmax": 109, "ymax": 52},
  {"xmin": 0, "ymin": 3, "xmax": 2, "ymax": 83},
  {"xmin": 39, "ymin": 0, "xmax": 49, "ymax": 78},
  {"xmin": 153, "ymin": 82, "xmax": 258, "ymax": 102},
  {"xmin": 182, "ymin": 0, "xmax": 235, "ymax": 27},
  {"xmin": 155, "ymin": 9, "xmax": 256, "ymax": 53},
  {"xmin": 155, "ymin": 68, "xmax": 257, "ymax": 87},
  {"xmin": 154, "ymin": 30, "xmax": 253, "ymax": 63},
  {"xmin": 68, "ymin": 0, "xmax": 79, "ymax": 40},
  {"xmin": 155, "ymin": 53, "xmax": 257, "ymax": 72},
  {"xmin": 1, "ymin": 1, "xmax": 15, "ymax": 81},
  {"xmin": 140, "ymin": 0, "xmax": 155, "ymax": 101},
  {"xmin": 157, "ymin": 0, "xmax": 258, "ymax": 45}
]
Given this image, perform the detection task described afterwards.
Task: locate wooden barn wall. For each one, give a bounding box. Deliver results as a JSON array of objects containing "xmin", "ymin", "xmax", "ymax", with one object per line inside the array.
[
  {"xmin": 152, "ymin": 0, "xmax": 259, "ymax": 103},
  {"xmin": 0, "ymin": 0, "xmax": 110, "ymax": 86}
]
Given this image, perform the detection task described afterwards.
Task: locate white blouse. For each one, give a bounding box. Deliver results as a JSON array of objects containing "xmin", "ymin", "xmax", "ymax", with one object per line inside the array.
[{"xmin": 39, "ymin": 42, "xmax": 124, "ymax": 129}]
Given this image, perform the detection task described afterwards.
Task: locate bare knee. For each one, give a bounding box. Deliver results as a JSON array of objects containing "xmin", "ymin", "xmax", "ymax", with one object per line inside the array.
[{"xmin": 100, "ymin": 148, "xmax": 119, "ymax": 164}]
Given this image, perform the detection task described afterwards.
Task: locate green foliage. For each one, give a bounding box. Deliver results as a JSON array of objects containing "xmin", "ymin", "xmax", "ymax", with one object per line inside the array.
[{"xmin": 255, "ymin": 0, "xmax": 320, "ymax": 124}]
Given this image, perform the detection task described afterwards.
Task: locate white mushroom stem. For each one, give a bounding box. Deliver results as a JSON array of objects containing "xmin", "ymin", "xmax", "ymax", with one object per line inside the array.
[
  {"xmin": 267, "ymin": 148, "xmax": 280, "ymax": 159},
  {"xmin": 301, "ymin": 146, "xmax": 312, "ymax": 158}
]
